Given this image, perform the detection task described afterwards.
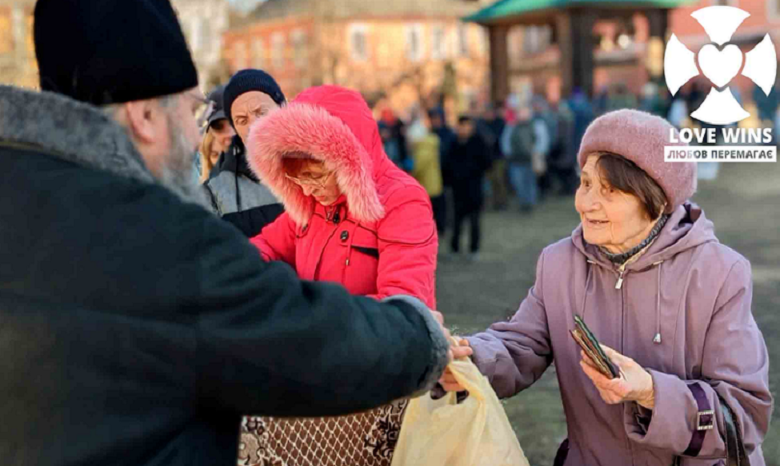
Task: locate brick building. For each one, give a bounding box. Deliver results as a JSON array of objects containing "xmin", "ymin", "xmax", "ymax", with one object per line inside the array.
[
  {"xmin": 0, "ymin": 0, "xmax": 36, "ymax": 89},
  {"xmin": 172, "ymin": 0, "xmax": 233, "ymax": 89},
  {"xmin": 223, "ymin": 0, "xmax": 494, "ymax": 117}
]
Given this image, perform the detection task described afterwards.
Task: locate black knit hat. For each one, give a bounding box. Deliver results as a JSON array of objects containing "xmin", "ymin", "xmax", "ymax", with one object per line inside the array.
[
  {"xmin": 34, "ymin": 0, "xmax": 198, "ymax": 105},
  {"xmin": 223, "ymin": 69, "xmax": 286, "ymax": 127}
]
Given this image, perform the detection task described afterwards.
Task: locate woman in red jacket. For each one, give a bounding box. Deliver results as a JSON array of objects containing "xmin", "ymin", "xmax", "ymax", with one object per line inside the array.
[{"xmin": 240, "ymin": 85, "xmax": 438, "ymax": 466}]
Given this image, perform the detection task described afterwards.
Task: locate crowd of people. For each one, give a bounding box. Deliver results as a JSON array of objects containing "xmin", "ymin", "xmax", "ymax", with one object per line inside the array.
[{"xmin": 0, "ymin": 1, "xmax": 774, "ymax": 466}]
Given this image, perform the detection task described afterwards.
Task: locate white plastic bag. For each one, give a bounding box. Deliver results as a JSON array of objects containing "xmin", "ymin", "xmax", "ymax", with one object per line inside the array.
[{"xmin": 391, "ymin": 358, "xmax": 530, "ymax": 466}]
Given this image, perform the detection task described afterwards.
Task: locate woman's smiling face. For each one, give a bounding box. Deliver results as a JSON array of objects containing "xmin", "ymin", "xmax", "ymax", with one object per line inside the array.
[{"xmin": 575, "ymin": 154, "xmax": 655, "ymax": 254}]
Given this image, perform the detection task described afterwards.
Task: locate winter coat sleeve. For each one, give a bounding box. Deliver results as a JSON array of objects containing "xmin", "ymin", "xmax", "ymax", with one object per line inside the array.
[
  {"xmin": 366, "ymin": 186, "xmax": 438, "ymax": 310},
  {"xmin": 477, "ymin": 138, "xmax": 494, "ymax": 173},
  {"xmin": 532, "ymin": 119, "xmax": 550, "ymax": 156},
  {"xmin": 250, "ymin": 212, "xmax": 296, "ymax": 265},
  {"xmin": 194, "ymin": 212, "xmax": 450, "ymax": 417},
  {"xmin": 466, "ymin": 249, "xmax": 554, "ymax": 399},
  {"xmin": 623, "ymin": 259, "xmax": 772, "ymax": 460},
  {"xmin": 500, "ymin": 124, "xmax": 514, "ymax": 159}
]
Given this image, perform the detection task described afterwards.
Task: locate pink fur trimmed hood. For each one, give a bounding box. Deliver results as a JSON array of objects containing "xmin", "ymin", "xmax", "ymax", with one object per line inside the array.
[{"xmin": 245, "ymin": 85, "xmax": 387, "ymax": 226}]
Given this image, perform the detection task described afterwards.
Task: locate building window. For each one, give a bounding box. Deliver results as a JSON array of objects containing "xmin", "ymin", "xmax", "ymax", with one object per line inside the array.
[
  {"xmin": 457, "ymin": 23, "xmax": 469, "ymax": 57},
  {"xmin": 252, "ymin": 38, "xmax": 265, "ymax": 69},
  {"xmin": 291, "ymin": 29, "xmax": 307, "ymax": 69},
  {"xmin": 233, "ymin": 40, "xmax": 248, "ymax": 70},
  {"xmin": 432, "ymin": 25, "xmax": 447, "ymax": 60},
  {"xmin": 271, "ymin": 33, "xmax": 285, "ymax": 69},
  {"xmin": 406, "ymin": 24, "xmax": 424, "ymax": 62},
  {"xmin": 349, "ymin": 24, "xmax": 368, "ymax": 61},
  {"xmin": 507, "ymin": 26, "xmax": 524, "ymax": 68},
  {"xmin": 522, "ymin": 25, "xmax": 551, "ymax": 55},
  {"xmin": 523, "ymin": 27, "xmax": 539, "ymax": 55}
]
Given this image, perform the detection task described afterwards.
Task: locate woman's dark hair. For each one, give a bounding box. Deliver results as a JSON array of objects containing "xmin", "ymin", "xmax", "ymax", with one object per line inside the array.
[{"xmin": 595, "ymin": 152, "xmax": 667, "ymax": 219}]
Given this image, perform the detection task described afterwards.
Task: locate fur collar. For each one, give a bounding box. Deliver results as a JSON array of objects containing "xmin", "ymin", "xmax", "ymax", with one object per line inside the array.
[
  {"xmin": 245, "ymin": 101, "xmax": 385, "ymax": 226},
  {"xmin": 0, "ymin": 85, "xmax": 156, "ymax": 185}
]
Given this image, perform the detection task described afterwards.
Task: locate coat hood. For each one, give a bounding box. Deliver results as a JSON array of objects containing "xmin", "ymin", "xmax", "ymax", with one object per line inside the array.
[
  {"xmin": 572, "ymin": 202, "xmax": 719, "ymax": 345},
  {"xmin": 245, "ymin": 85, "xmax": 387, "ymax": 226},
  {"xmin": 571, "ymin": 202, "xmax": 718, "ymax": 272}
]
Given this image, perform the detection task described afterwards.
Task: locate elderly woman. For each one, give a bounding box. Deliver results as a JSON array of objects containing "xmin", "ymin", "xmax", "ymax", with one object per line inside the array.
[
  {"xmin": 442, "ymin": 110, "xmax": 772, "ymax": 465},
  {"xmin": 240, "ymin": 85, "xmax": 437, "ymax": 466}
]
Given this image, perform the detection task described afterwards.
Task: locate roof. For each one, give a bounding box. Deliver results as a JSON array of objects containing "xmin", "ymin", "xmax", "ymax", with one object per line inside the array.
[
  {"xmin": 232, "ymin": 0, "xmax": 485, "ymax": 29},
  {"xmin": 465, "ymin": 0, "xmax": 696, "ymax": 24}
]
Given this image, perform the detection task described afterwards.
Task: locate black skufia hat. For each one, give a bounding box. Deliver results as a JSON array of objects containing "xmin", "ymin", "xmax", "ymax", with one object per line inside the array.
[{"xmin": 34, "ymin": 0, "xmax": 199, "ymax": 105}]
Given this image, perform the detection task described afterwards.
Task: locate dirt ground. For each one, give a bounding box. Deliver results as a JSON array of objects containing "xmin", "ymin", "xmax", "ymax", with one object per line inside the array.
[{"xmin": 435, "ymin": 160, "xmax": 780, "ymax": 465}]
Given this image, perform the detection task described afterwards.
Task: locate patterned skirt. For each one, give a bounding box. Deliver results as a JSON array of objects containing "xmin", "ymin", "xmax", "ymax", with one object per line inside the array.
[{"xmin": 238, "ymin": 400, "xmax": 408, "ymax": 466}]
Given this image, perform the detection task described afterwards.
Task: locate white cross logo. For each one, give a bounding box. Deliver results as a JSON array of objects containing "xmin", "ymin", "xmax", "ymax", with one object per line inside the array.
[{"xmin": 664, "ymin": 6, "xmax": 777, "ymax": 125}]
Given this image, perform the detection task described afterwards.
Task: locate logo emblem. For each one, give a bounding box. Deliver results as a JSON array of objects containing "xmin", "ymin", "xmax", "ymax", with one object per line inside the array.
[{"xmin": 664, "ymin": 6, "xmax": 777, "ymax": 125}]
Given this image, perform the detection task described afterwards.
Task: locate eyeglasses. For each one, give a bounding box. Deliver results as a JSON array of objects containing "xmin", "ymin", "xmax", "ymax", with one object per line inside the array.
[{"xmin": 285, "ymin": 171, "xmax": 334, "ymax": 189}]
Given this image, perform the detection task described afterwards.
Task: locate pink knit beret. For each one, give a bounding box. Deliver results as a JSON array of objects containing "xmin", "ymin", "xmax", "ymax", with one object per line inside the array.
[{"xmin": 577, "ymin": 109, "xmax": 696, "ymax": 213}]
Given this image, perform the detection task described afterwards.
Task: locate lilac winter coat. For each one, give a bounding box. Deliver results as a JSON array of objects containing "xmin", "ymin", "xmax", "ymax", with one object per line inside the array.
[{"xmin": 468, "ymin": 203, "xmax": 772, "ymax": 465}]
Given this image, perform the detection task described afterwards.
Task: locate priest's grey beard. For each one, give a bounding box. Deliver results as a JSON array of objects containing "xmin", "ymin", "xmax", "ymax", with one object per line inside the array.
[{"xmin": 160, "ymin": 112, "xmax": 209, "ymax": 209}]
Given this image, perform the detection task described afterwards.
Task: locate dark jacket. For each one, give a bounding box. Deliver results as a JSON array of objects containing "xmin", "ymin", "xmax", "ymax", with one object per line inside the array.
[
  {"xmin": 479, "ymin": 116, "xmax": 506, "ymax": 161},
  {"xmin": 432, "ymin": 125, "xmax": 457, "ymax": 185},
  {"xmin": 508, "ymin": 120, "xmax": 536, "ymax": 165},
  {"xmin": 446, "ymin": 133, "xmax": 492, "ymax": 213},
  {"xmin": 0, "ymin": 85, "xmax": 449, "ymax": 466},
  {"xmin": 204, "ymin": 136, "xmax": 284, "ymax": 237}
]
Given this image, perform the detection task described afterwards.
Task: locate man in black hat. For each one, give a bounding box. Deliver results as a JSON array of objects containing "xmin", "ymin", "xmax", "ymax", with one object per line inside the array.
[
  {"xmin": 0, "ymin": 1, "xmax": 454, "ymax": 465},
  {"xmin": 203, "ymin": 69, "xmax": 286, "ymax": 237},
  {"xmin": 203, "ymin": 85, "xmax": 236, "ymax": 159}
]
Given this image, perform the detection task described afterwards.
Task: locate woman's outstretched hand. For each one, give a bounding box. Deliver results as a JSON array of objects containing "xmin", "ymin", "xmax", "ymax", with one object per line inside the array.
[
  {"xmin": 580, "ymin": 345, "xmax": 655, "ymax": 410},
  {"xmin": 439, "ymin": 339, "xmax": 474, "ymax": 392}
]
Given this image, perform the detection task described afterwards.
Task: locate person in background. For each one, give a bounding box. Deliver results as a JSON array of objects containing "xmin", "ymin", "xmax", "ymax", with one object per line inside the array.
[
  {"xmin": 429, "ymin": 107, "xmax": 457, "ymax": 233},
  {"xmin": 606, "ymin": 83, "xmax": 638, "ymax": 113},
  {"xmin": 569, "ymin": 88, "xmax": 595, "ymax": 158},
  {"xmin": 547, "ymin": 99, "xmax": 579, "ymax": 196},
  {"xmin": 379, "ymin": 108, "xmax": 412, "ymax": 171},
  {"xmin": 481, "ymin": 102, "xmax": 509, "ymax": 210},
  {"xmin": 507, "ymin": 105, "xmax": 538, "ymax": 213},
  {"xmin": 640, "ymin": 82, "xmax": 671, "ymax": 118},
  {"xmin": 447, "ymin": 115, "xmax": 492, "ymax": 259},
  {"xmin": 204, "ymin": 85, "xmax": 235, "ymax": 156},
  {"xmin": 753, "ymin": 81, "xmax": 779, "ymax": 127},
  {"xmin": 198, "ymin": 130, "xmax": 219, "ymax": 183},
  {"xmin": 198, "ymin": 85, "xmax": 235, "ymax": 183},
  {"xmin": 203, "ymin": 69, "xmax": 284, "ymax": 237},
  {"xmin": 592, "ymin": 84, "xmax": 609, "ymax": 116},
  {"xmin": 409, "ymin": 113, "xmax": 446, "ymax": 233},
  {"xmin": 245, "ymin": 85, "xmax": 439, "ymax": 466},
  {"xmin": 667, "ymin": 93, "xmax": 689, "ymax": 130},
  {"xmin": 531, "ymin": 95, "xmax": 554, "ymax": 198},
  {"xmin": 0, "ymin": 1, "xmax": 453, "ymax": 465},
  {"xmin": 441, "ymin": 110, "xmax": 772, "ymax": 466}
]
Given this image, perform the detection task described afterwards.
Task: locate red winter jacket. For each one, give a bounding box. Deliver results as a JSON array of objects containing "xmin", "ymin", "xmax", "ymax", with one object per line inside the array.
[{"xmin": 246, "ymin": 86, "xmax": 437, "ymax": 309}]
